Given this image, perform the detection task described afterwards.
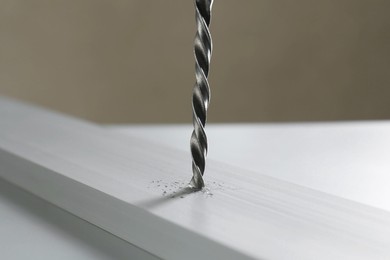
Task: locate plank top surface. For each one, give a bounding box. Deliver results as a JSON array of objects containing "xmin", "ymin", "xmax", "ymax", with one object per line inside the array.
[
  {"xmin": 112, "ymin": 122, "xmax": 390, "ymax": 212},
  {"xmin": 1, "ymin": 97, "xmax": 390, "ymax": 259}
]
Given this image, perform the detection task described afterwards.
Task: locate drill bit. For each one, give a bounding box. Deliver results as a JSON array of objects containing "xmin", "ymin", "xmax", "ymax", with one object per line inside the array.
[{"xmin": 189, "ymin": 0, "xmax": 214, "ymax": 190}]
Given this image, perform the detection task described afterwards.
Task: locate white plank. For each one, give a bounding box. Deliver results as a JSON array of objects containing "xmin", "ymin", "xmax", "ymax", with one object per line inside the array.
[
  {"xmin": 1, "ymin": 97, "xmax": 390, "ymax": 259},
  {"xmin": 111, "ymin": 123, "xmax": 390, "ymax": 212}
]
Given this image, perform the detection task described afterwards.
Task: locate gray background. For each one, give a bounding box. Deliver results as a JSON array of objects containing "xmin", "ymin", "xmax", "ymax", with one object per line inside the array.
[{"xmin": 1, "ymin": 0, "xmax": 389, "ymax": 123}]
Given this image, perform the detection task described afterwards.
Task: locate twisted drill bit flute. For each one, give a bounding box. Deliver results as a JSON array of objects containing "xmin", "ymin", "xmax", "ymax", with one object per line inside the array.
[{"xmin": 189, "ymin": 0, "xmax": 214, "ymax": 190}]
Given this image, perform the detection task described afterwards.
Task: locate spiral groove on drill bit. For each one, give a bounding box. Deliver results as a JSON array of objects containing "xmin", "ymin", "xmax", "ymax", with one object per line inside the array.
[{"xmin": 189, "ymin": 0, "xmax": 214, "ymax": 190}]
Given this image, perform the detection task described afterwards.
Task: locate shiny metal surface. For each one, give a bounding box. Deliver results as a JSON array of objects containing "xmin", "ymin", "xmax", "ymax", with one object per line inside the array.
[{"xmin": 189, "ymin": 0, "xmax": 214, "ymax": 189}]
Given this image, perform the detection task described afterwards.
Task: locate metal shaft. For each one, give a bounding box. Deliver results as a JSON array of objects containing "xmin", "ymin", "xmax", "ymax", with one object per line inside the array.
[{"xmin": 189, "ymin": 0, "xmax": 214, "ymax": 189}]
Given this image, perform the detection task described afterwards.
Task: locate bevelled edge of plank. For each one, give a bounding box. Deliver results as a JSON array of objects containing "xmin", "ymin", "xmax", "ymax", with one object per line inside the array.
[{"xmin": 1, "ymin": 96, "xmax": 390, "ymax": 260}]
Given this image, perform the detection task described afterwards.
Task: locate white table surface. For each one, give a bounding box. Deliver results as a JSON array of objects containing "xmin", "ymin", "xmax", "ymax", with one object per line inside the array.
[
  {"xmin": 0, "ymin": 179, "xmax": 156, "ymax": 260},
  {"xmin": 2, "ymin": 122, "xmax": 390, "ymax": 259},
  {"xmin": 111, "ymin": 122, "xmax": 390, "ymax": 212}
]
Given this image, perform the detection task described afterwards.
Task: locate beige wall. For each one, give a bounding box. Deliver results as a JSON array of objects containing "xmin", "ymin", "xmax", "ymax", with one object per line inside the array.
[{"xmin": 1, "ymin": 0, "xmax": 389, "ymax": 123}]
